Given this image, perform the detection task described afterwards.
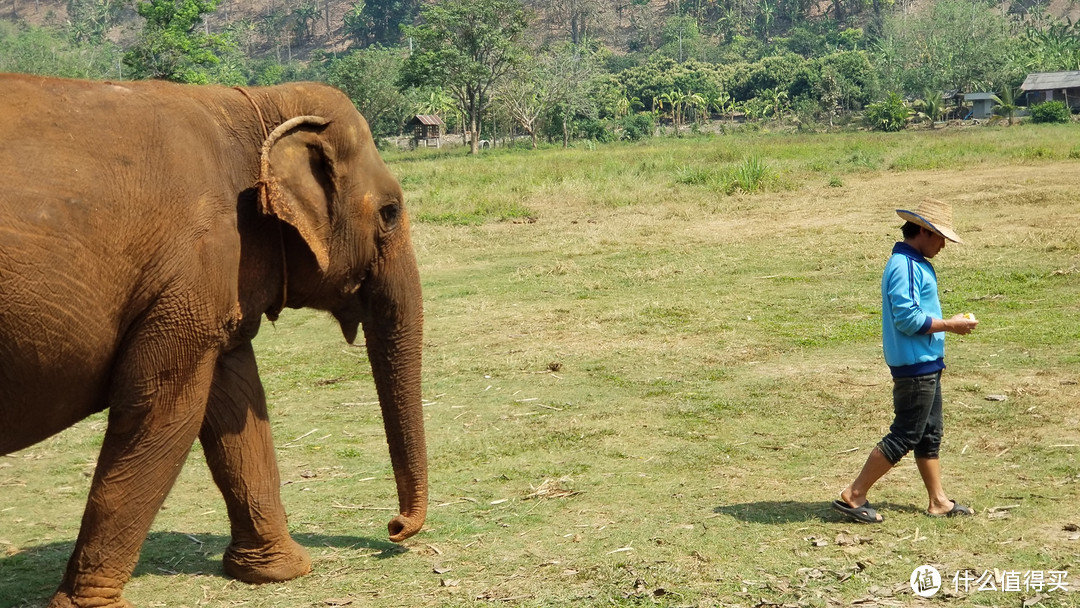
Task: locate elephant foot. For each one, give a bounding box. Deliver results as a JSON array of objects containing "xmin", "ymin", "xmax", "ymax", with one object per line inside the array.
[
  {"xmin": 48, "ymin": 590, "xmax": 133, "ymax": 608},
  {"xmin": 223, "ymin": 537, "xmax": 312, "ymax": 584}
]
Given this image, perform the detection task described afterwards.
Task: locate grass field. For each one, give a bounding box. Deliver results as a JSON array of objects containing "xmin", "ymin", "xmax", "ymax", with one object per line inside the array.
[{"xmin": 2, "ymin": 124, "xmax": 1079, "ymax": 607}]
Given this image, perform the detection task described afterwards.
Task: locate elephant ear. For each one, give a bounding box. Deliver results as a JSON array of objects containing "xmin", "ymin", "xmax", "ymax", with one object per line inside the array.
[{"xmin": 259, "ymin": 115, "xmax": 334, "ymax": 272}]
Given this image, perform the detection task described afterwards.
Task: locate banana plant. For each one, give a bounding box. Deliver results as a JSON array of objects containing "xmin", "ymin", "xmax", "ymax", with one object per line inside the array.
[{"xmin": 684, "ymin": 91, "xmax": 707, "ymax": 126}]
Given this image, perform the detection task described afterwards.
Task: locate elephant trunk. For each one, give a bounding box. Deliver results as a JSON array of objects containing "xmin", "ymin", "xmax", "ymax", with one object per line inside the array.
[{"xmin": 356, "ymin": 245, "xmax": 427, "ymax": 542}]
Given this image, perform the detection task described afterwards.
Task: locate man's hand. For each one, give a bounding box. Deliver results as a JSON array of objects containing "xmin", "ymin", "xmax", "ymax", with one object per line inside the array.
[{"xmin": 948, "ymin": 313, "xmax": 978, "ymax": 335}]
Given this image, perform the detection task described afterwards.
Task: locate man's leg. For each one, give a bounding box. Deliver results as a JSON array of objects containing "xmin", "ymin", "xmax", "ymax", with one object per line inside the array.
[
  {"xmin": 840, "ymin": 446, "xmax": 891, "ymax": 521},
  {"xmin": 913, "ymin": 373, "xmax": 961, "ymax": 515},
  {"xmin": 838, "ymin": 374, "xmax": 930, "ymax": 519},
  {"xmin": 915, "ymin": 457, "xmax": 956, "ymax": 515}
]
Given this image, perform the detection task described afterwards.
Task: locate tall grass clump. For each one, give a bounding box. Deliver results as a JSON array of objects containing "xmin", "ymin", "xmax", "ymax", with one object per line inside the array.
[
  {"xmin": 673, "ymin": 156, "xmax": 774, "ymax": 194},
  {"xmin": 673, "ymin": 165, "xmax": 715, "ymax": 186},
  {"xmin": 727, "ymin": 155, "xmax": 772, "ymax": 193}
]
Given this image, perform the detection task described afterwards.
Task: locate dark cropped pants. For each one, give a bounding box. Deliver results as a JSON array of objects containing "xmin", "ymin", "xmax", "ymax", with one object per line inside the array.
[{"xmin": 877, "ymin": 371, "xmax": 943, "ymax": 465}]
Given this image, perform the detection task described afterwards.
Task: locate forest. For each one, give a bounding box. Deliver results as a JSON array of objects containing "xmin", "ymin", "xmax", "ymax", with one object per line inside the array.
[{"xmin": 3, "ymin": 0, "xmax": 1080, "ymax": 147}]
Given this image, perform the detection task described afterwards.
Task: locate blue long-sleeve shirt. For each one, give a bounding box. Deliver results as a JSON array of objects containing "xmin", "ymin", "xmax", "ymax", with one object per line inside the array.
[{"xmin": 881, "ymin": 242, "xmax": 946, "ymax": 378}]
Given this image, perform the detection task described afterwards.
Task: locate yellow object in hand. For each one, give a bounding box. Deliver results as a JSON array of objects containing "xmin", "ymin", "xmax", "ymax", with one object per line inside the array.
[{"xmin": 963, "ymin": 313, "xmax": 976, "ymax": 321}]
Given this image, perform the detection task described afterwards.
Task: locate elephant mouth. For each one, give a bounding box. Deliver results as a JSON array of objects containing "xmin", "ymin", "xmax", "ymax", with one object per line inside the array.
[
  {"xmin": 331, "ymin": 287, "xmax": 365, "ymax": 345},
  {"xmin": 334, "ymin": 312, "xmax": 361, "ymax": 344}
]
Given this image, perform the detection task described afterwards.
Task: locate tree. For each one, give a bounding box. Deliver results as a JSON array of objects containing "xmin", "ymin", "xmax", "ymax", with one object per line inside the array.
[
  {"xmin": 343, "ymin": 1, "xmax": 375, "ymax": 46},
  {"xmin": 368, "ymin": 0, "xmax": 421, "ymax": 45},
  {"xmin": 864, "ymin": 91, "xmax": 910, "ymax": 132},
  {"xmin": 540, "ymin": 0, "xmax": 605, "ymax": 45},
  {"xmin": 875, "ymin": 0, "xmax": 1019, "ymax": 96},
  {"xmin": 413, "ymin": 87, "xmax": 457, "ymax": 118},
  {"xmin": 124, "ymin": 0, "xmax": 243, "ymax": 84},
  {"xmin": 344, "ymin": 0, "xmax": 420, "ymax": 47},
  {"xmin": 709, "ymin": 90, "xmax": 737, "ymax": 124},
  {"xmin": 613, "ymin": 91, "xmax": 643, "ymax": 119},
  {"xmin": 684, "ymin": 91, "xmax": 708, "ymax": 125},
  {"xmin": 402, "ymin": 0, "xmax": 528, "ymax": 154},
  {"xmin": 991, "ymin": 86, "xmax": 1023, "ymax": 126},
  {"xmin": 1021, "ymin": 16, "xmax": 1080, "ymax": 72},
  {"xmin": 757, "ymin": 86, "xmax": 789, "ymax": 123},
  {"xmin": 914, "ymin": 88, "xmax": 945, "ymax": 128},
  {"xmin": 496, "ymin": 59, "xmax": 547, "ymax": 148},
  {"xmin": 290, "ymin": 1, "xmax": 319, "ymax": 45},
  {"xmin": 659, "ymin": 14, "xmax": 703, "ymax": 62},
  {"xmin": 67, "ymin": 0, "xmax": 124, "ymax": 44},
  {"xmin": 0, "ymin": 20, "xmax": 122, "ymax": 79},
  {"xmin": 554, "ymin": 52, "xmax": 602, "ymax": 147},
  {"xmin": 757, "ymin": 0, "xmax": 775, "ymax": 42},
  {"xmin": 498, "ymin": 44, "xmax": 594, "ymax": 149},
  {"xmin": 657, "ymin": 90, "xmax": 682, "ymax": 133},
  {"xmin": 326, "ymin": 45, "xmax": 411, "ymax": 137},
  {"xmin": 816, "ymin": 50, "xmax": 877, "ymax": 112}
]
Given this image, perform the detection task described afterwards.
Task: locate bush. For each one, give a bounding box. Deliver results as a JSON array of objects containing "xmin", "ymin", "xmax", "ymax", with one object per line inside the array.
[
  {"xmin": 1029, "ymin": 100, "xmax": 1071, "ymax": 124},
  {"xmin": 575, "ymin": 118, "xmax": 615, "ymax": 143},
  {"xmin": 863, "ymin": 92, "xmax": 910, "ymax": 132},
  {"xmin": 619, "ymin": 113, "xmax": 655, "ymax": 141}
]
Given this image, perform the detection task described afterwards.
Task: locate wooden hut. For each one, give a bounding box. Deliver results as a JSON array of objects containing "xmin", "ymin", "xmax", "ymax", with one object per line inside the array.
[
  {"xmin": 408, "ymin": 115, "xmax": 445, "ymax": 148},
  {"xmin": 1020, "ymin": 71, "xmax": 1080, "ymax": 110}
]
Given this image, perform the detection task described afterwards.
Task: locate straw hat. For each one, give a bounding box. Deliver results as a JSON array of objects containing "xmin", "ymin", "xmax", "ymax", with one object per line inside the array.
[{"xmin": 896, "ymin": 198, "xmax": 963, "ymax": 244}]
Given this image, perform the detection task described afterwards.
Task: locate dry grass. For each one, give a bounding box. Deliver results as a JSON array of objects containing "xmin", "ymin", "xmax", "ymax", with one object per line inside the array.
[{"xmin": 3, "ymin": 126, "xmax": 1080, "ymax": 607}]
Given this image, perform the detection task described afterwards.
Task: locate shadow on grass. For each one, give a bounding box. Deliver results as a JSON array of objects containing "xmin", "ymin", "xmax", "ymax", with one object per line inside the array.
[
  {"xmin": 0, "ymin": 531, "xmax": 402, "ymax": 608},
  {"xmin": 713, "ymin": 500, "xmax": 923, "ymax": 524}
]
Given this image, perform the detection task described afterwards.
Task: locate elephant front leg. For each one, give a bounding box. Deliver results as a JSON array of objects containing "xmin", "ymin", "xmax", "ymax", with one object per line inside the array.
[
  {"xmin": 200, "ymin": 342, "xmax": 311, "ymax": 584},
  {"xmin": 50, "ymin": 343, "xmax": 220, "ymax": 608}
]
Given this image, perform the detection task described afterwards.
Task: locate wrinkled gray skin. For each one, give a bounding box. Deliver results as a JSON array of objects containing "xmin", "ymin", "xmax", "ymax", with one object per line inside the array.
[{"xmin": 0, "ymin": 74, "xmax": 427, "ymax": 608}]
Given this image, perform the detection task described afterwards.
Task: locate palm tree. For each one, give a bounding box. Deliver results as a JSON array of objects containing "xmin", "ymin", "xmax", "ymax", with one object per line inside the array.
[
  {"xmin": 991, "ymin": 86, "xmax": 1024, "ymax": 126},
  {"xmin": 915, "ymin": 89, "xmax": 945, "ymax": 129}
]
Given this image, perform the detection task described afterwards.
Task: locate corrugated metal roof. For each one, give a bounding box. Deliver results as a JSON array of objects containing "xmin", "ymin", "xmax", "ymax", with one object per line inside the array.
[
  {"xmin": 964, "ymin": 92, "xmax": 996, "ymax": 101},
  {"xmin": 411, "ymin": 114, "xmax": 445, "ymax": 125},
  {"xmin": 1021, "ymin": 71, "xmax": 1080, "ymax": 91}
]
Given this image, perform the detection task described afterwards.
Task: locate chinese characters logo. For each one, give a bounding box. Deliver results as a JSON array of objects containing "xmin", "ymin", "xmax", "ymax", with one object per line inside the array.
[{"xmin": 910, "ymin": 565, "xmax": 942, "ymax": 598}]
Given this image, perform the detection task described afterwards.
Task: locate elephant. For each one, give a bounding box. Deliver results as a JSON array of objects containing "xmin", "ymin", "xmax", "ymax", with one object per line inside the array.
[{"xmin": 0, "ymin": 73, "xmax": 427, "ymax": 608}]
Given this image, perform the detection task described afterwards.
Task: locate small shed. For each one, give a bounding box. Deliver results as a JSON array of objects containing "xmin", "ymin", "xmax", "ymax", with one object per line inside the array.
[
  {"xmin": 408, "ymin": 114, "xmax": 445, "ymax": 148},
  {"xmin": 964, "ymin": 92, "xmax": 996, "ymax": 119},
  {"xmin": 1020, "ymin": 71, "xmax": 1080, "ymax": 109}
]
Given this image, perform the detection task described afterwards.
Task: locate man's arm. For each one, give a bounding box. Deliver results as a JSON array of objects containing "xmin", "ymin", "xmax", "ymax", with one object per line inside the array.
[{"xmin": 928, "ymin": 314, "xmax": 978, "ymax": 335}]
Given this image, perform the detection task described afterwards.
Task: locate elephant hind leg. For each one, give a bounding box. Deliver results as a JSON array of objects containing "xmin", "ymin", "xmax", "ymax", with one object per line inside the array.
[{"xmin": 200, "ymin": 342, "xmax": 311, "ymax": 584}]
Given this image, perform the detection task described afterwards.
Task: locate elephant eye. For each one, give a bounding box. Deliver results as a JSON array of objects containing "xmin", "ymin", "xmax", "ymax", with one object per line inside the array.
[{"xmin": 379, "ymin": 201, "xmax": 401, "ymax": 228}]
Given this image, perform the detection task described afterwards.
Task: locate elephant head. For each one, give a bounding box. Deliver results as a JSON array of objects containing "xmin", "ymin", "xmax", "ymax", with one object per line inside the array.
[{"xmin": 252, "ymin": 86, "xmax": 427, "ymax": 542}]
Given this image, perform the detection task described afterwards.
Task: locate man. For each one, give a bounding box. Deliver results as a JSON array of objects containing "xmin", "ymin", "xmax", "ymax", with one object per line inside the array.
[{"xmin": 832, "ymin": 198, "xmax": 978, "ymax": 524}]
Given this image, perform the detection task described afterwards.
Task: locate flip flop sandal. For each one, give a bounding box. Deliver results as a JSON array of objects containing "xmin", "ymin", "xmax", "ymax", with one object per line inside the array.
[
  {"xmin": 928, "ymin": 501, "xmax": 974, "ymax": 518},
  {"xmin": 831, "ymin": 499, "xmax": 883, "ymax": 524}
]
